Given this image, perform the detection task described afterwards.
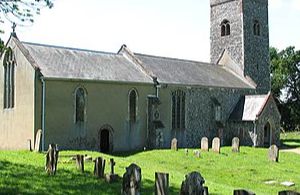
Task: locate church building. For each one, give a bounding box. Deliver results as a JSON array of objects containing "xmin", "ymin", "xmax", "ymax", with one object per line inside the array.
[{"xmin": 0, "ymin": 0, "xmax": 281, "ymax": 152}]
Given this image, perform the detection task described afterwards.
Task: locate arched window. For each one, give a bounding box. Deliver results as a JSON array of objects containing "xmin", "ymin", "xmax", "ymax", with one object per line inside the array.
[
  {"xmin": 171, "ymin": 90, "xmax": 186, "ymax": 130},
  {"xmin": 221, "ymin": 20, "xmax": 230, "ymax": 36},
  {"xmin": 3, "ymin": 48, "xmax": 15, "ymax": 109},
  {"xmin": 211, "ymin": 98, "xmax": 221, "ymax": 121},
  {"xmin": 253, "ymin": 20, "xmax": 260, "ymax": 36},
  {"xmin": 75, "ymin": 87, "xmax": 86, "ymax": 123},
  {"xmin": 129, "ymin": 89, "xmax": 138, "ymax": 122}
]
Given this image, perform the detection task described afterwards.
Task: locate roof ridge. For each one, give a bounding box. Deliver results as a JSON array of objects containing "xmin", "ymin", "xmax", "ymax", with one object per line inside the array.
[
  {"xmin": 134, "ymin": 52, "xmax": 212, "ymax": 65},
  {"xmin": 22, "ymin": 42, "xmax": 117, "ymax": 55}
]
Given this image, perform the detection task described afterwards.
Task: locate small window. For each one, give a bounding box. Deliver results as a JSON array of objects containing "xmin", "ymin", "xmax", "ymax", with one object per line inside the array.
[
  {"xmin": 75, "ymin": 87, "xmax": 86, "ymax": 123},
  {"xmin": 171, "ymin": 90, "xmax": 186, "ymax": 130},
  {"xmin": 221, "ymin": 20, "xmax": 230, "ymax": 36},
  {"xmin": 253, "ymin": 20, "xmax": 260, "ymax": 36},
  {"xmin": 129, "ymin": 89, "xmax": 138, "ymax": 123},
  {"xmin": 212, "ymin": 98, "xmax": 221, "ymax": 121},
  {"xmin": 3, "ymin": 48, "xmax": 15, "ymax": 109}
]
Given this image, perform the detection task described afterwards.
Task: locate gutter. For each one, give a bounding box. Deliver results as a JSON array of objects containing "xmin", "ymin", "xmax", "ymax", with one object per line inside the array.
[{"xmin": 41, "ymin": 77, "xmax": 46, "ymax": 151}]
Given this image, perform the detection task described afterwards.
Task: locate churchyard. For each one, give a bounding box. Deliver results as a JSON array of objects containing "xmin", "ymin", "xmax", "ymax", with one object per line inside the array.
[{"xmin": 0, "ymin": 132, "xmax": 299, "ymax": 194}]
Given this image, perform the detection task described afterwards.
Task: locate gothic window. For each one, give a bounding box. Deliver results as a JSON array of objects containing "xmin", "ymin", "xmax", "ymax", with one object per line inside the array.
[
  {"xmin": 212, "ymin": 98, "xmax": 221, "ymax": 121},
  {"xmin": 221, "ymin": 20, "xmax": 230, "ymax": 36},
  {"xmin": 129, "ymin": 89, "xmax": 137, "ymax": 122},
  {"xmin": 171, "ymin": 90, "xmax": 185, "ymax": 130},
  {"xmin": 3, "ymin": 48, "xmax": 15, "ymax": 109},
  {"xmin": 75, "ymin": 87, "xmax": 86, "ymax": 123},
  {"xmin": 253, "ymin": 20, "xmax": 260, "ymax": 36}
]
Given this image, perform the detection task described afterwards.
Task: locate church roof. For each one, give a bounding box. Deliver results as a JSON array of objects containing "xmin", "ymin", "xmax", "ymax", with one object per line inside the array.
[
  {"xmin": 134, "ymin": 53, "xmax": 255, "ymax": 89},
  {"xmin": 22, "ymin": 42, "xmax": 153, "ymax": 83},
  {"xmin": 229, "ymin": 93, "xmax": 272, "ymax": 121}
]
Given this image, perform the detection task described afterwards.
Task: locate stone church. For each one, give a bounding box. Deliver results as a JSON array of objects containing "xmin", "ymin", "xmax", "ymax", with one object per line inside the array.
[{"xmin": 0, "ymin": 0, "xmax": 281, "ymax": 152}]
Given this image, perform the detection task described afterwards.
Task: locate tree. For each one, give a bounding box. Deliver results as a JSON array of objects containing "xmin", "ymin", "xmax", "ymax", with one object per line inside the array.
[
  {"xmin": 270, "ymin": 46, "xmax": 300, "ymax": 131},
  {"xmin": 0, "ymin": 0, "xmax": 53, "ymax": 33}
]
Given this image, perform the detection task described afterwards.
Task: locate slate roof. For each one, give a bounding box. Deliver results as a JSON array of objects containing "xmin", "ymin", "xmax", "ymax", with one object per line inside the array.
[
  {"xmin": 229, "ymin": 93, "xmax": 271, "ymax": 121},
  {"xmin": 134, "ymin": 53, "xmax": 254, "ymax": 89},
  {"xmin": 22, "ymin": 42, "xmax": 153, "ymax": 83}
]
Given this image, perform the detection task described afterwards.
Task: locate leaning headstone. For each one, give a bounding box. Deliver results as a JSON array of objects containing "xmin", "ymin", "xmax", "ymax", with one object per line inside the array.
[
  {"xmin": 155, "ymin": 172, "xmax": 169, "ymax": 195},
  {"xmin": 34, "ymin": 129, "xmax": 42, "ymax": 152},
  {"xmin": 212, "ymin": 137, "xmax": 220, "ymax": 153},
  {"xmin": 105, "ymin": 158, "xmax": 118, "ymax": 183},
  {"xmin": 180, "ymin": 171, "xmax": 206, "ymax": 195},
  {"xmin": 233, "ymin": 189, "xmax": 255, "ymax": 195},
  {"xmin": 76, "ymin": 154, "xmax": 84, "ymax": 172},
  {"xmin": 171, "ymin": 138, "xmax": 178, "ymax": 151},
  {"xmin": 94, "ymin": 157, "xmax": 106, "ymax": 178},
  {"xmin": 121, "ymin": 163, "xmax": 142, "ymax": 195},
  {"xmin": 278, "ymin": 190, "xmax": 300, "ymax": 195},
  {"xmin": 201, "ymin": 137, "xmax": 209, "ymax": 151},
  {"xmin": 232, "ymin": 137, "xmax": 240, "ymax": 153},
  {"xmin": 45, "ymin": 144, "xmax": 59, "ymax": 175},
  {"xmin": 268, "ymin": 145, "xmax": 279, "ymax": 162}
]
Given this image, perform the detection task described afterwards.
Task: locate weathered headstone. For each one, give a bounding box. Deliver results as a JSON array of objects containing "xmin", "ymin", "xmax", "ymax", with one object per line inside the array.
[
  {"xmin": 232, "ymin": 137, "xmax": 240, "ymax": 153},
  {"xmin": 76, "ymin": 154, "xmax": 84, "ymax": 172},
  {"xmin": 278, "ymin": 191, "xmax": 300, "ymax": 195},
  {"xmin": 27, "ymin": 139, "xmax": 32, "ymax": 151},
  {"xmin": 121, "ymin": 163, "xmax": 142, "ymax": 195},
  {"xmin": 34, "ymin": 129, "xmax": 42, "ymax": 152},
  {"xmin": 105, "ymin": 158, "xmax": 118, "ymax": 183},
  {"xmin": 203, "ymin": 186, "xmax": 209, "ymax": 195},
  {"xmin": 94, "ymin": 157, "xmax": 106, "ymax": 178},
  {"xmin": 171, "ymin": 138, "xmax": 178, "ymax": 151},
  {"xmin": 233, "ymin": 189, "xmax": 255, "ymax": 195},
  {"xmin": 185, "ymin": 148, "xmax": 188, "ymax": 156},
  {"xmin": 155, "ymin": 172, "xmax": 169, "ymax": 195},
  {"xmin": 193, "ymin": 150, "xmax": 200, "ymax": 158},
  {"xmin": 45, "ymin": 144, "xmax": 59, "ymax": 175},
  {"xmin": 180, "ymin": 171, "xmax": 206, "ymax": 195},
  {"xmin": 212, "ymin": 137, "xmax": 220, "ymax": 153},
  {"xmin": 268, "ymin": 144, "xmax": 279, "ymax": 162},
  {"xmin": 201, "ymin": 137, "xmax": 209, "ymax": 151}
]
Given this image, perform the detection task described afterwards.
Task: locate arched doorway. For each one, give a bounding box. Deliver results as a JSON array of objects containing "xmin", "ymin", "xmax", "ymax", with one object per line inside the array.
[
  {"xmin": 100, "ymin": 129, "xmax": 109, "ymax": 153},
  {"xmin": 264, "ymin": 122, "xmax": 271, "ymax": 146}
]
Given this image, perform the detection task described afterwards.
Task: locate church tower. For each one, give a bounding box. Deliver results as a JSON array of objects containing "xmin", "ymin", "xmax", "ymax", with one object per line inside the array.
[{"xmin": 210, "ymin": 0, "xmax": 270, "ymax": 94}]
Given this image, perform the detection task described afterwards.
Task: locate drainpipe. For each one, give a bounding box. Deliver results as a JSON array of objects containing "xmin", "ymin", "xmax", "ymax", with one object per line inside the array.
[{"xmin": 41, "ymin": 77, "xmax": 46, "ymax": 151}]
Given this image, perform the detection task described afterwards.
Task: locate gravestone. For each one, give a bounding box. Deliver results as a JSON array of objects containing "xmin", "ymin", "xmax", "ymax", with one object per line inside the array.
[
  {"xmin": 201, "ymin": 137, "xmax": 209, "ymax": 151},
  {"xmin": 45, "ymin": 144, "xmax": 59, "ymax": 175},
  {"xmin": 278, "ymin": 191, "xmax": 300, "ymax": 195},
  {"xmin": 268, "ymin": 145, "xmax": 279, "ymax": 162},
  {"xmin": 155, "ymin": 172, "xmax": 169, "ymax": 195},
  {"xmin": 232, "ymin": 137, "xmax": 240, "ymax": 153},
  {"xmin": 171, "ymin": 138, "xmax": 178, "ymax": 151},
  {"xmin": 180, "ymin": 171, "xmax": 206, "ymax": 195},
  {"xmin": 193, "ymin": 150, "xmax": 200, "ymax": 158},
  {"xmin": 34, "ymin": 129, "xmax": 42, "ymax": 152},
  {"xmin": 76, "ymin": 154, "xmax": 84, "ymax": 172},
  {"xmin": 185, "ymin": 148, "xmax": 188, "ymax": 156},
  {"xmin": 121, "ymin": 163, "xmax": 142, "ymax": 195},
  {"xmin": 233, "ymin": 189, "xmax": 255, "ymax": 195},
  {"xmin": 94, "ymin": 157, "xmax": 106, "ymax": 178},
  {"xmin": 27, "ymin": 139, "xmax": 32, "ymax": 151},
  {"xmin": 212, "ymin": 137, "xmax": 220, "ymax": 153},
  {"xmin": 105, "ymin": 158, "xmax": 118, "ymax": 183}
]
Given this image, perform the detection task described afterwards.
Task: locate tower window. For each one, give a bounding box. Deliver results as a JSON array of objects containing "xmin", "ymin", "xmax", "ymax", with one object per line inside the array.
[
  {"xmin": 221, "ymin": 20, "xmax": 230, "ymax": 36},
  {"xmin": 253, "ymin": 20, "xmax": 260, "ymax": 36},
  {"xmin": 171, "ymin": 90, "xmax": 185, "ymax": 130},
  {"xmin": 3, "ymin": 48, "xmax": 15, "ymax": 109}
]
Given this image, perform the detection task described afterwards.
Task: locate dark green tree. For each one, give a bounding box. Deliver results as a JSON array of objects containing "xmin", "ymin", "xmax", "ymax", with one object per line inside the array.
[
  {"xmin": 0, "ymin": 0, "xmax": 53, "ymax": 33},
  {"xmin": 270, "ymin": 46, "xmax": 300, "ymax": 131}
]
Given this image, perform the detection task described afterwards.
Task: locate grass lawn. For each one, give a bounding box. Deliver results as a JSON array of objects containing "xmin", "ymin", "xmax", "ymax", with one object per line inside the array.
[
  {"xmin": 0, "ymin": 144, "xmax": 300, "ymax": 195},
  {"xmin": 281, "ymin": 131, "xmax": 300, "ymax": 148}
]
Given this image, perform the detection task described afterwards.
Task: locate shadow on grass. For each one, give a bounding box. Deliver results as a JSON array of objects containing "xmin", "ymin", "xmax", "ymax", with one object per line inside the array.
[
  {"xmin": 0, "ymin": 160, "xmax": 180, "ymax": 194},
  {"xmin": 280, "ymin": 139, "xmax": 300, "ymax": 149}
]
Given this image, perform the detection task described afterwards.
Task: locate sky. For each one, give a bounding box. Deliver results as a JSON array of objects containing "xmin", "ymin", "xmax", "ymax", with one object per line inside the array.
[{"xmin": 1, "ymin": 0, "xmax": 300, "ymax": 62}]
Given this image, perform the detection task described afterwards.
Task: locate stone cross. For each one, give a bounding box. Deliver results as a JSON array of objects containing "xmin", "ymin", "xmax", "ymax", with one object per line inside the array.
[
  {"xmin": 268, "ymin": 145, "xmax": 279, "ymax": 162},
  {"xmin": 110, "ymin": 158, "xmax": 116, "ymax": 175},
  {"xmin": 212, "ymin": 137, "xmax": 220, "ymax": 153},
  {"xmin": 155, "ymin": 172, "xmax": 169, "ymax": 195},
  {"xmin": 201, "ymin": 137, "xmax": 209, "ymax": 151},
  {"xmin": 171, "ymin": 138, "xmax": 178, "ymax": 151},
  {"xmin": 232, "ymin": 137, "xmax": 240, "ymax": 153}
]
